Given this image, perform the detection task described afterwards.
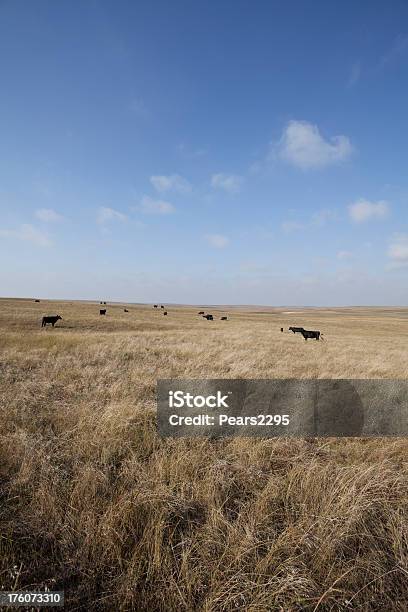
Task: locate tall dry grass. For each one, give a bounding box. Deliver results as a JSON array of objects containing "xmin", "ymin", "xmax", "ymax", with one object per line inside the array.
[{"xmin": 0, "ymin": 298, "xmax": 407, "ymax": 610}]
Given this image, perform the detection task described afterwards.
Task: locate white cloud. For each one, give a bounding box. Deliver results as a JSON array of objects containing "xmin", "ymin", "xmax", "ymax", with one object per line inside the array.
[
  {"xmin": 388, "ymin": 234, "xmax": 408, "ymax": 264},
  {"xmin": 97, "ymin": 207, "xmax": 127, "ymax": 224},
  {"xmin": 35, "ymin": 208, "xmax": 64, "ymax": 222},
  {"xmin": 211, "ymin": 173, "xmax": 243, "ymax": 194},
  {"xmin": 150, "ymin": 174, "xmax": 191, "ymax": 194},
  {"xmin": 348, "ymin": 199, "xmax": 389, "ymax": 223},
  {"xmin": 277, "ymin": 120, "xmax": 352, "ymax": 170},
  {"xmin": 205, "ymin": 233, "xmax": 229, "ymax": 248},
  {"xmin": 140, "ymin": 196, "xmax": 175, "ymax": 215},
  {"xmin": 337, "ymin": 250, "xmax": 353, "ymax": 260},
  {"xmin": 0, "ymin": 224, "xmax": 52, "ymax": 247}
]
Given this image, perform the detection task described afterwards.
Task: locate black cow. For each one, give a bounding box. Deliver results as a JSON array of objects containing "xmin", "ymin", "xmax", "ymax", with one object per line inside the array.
[
  {"xmin": 203, "ymin": 314, "xmax": 213, "ymax": 320},
  {"xmin": 163, "ymin": 311, "xmax": 168, "ymax": 316},
  {"xmin": 289, "ymin": 326, "xmax": 304, "ymax": 334},
  {"xmin": 35, "ymin": 299, "xmax": 40, "ymax": 303},
  {"xmin": 154, "ymin": 305, "xmax": 158, "ymax": 308},
  {"xmin": 100, "ymin": 309, "xmax": 106, "ymax": 315},
  {"xmin": 124, "ymin": 309, "xmax": 129, "ymax": 312},
  {"xmin": 301, "ymin": 329, "xmax": 321, "ymax": 341},
  {"xmin": 160, "ymin": 305, "xmax": 164, "ymax": 309},
  {"xmin": 41, "ymin": 315, "xmax": 62, "ymax": 328},
  {"xmin": 198, "ymin": 311, "xmax": 205, "ymax": 315},
  {"xmin": 221, "ymin": 317, "xmax": 228, "ymax": 320},
  {"xmin": 280, "ymin": 327, "xmax": 283, "ymax": 332}
]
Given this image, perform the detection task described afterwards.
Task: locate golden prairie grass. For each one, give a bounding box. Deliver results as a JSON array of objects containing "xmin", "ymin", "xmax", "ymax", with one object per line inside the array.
[{"xmin": 0, "ymin": 298, "xmax": 407, "ymax": 610}]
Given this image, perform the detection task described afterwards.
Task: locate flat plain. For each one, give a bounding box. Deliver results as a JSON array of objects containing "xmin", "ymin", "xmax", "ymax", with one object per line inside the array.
[{"xmin": 0, "ymin": 298, "xmax": 407, "ymax": 610}]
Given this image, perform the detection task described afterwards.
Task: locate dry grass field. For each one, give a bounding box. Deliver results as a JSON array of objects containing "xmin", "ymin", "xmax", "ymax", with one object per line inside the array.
[{"xmin": 0, "ymin": 298, "xmax": 407, "ymax": 610}]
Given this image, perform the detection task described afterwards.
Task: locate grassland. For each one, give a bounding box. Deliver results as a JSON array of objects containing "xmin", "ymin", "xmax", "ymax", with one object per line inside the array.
[{"xmin": 0, "ymin": 298, "xmax": 407, "ymax": 610}]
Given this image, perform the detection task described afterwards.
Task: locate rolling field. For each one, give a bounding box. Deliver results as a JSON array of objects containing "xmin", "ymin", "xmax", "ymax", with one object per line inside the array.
[{"xmin": 0, "ymin": 298, "xmax": 407, "ymax": 610}]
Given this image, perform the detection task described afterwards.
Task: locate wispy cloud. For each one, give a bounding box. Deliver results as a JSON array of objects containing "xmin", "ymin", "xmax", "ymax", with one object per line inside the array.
[
  {"xmin": 348, "ymin": 61, "xmax": 361, "ymax": 87},
  {"xmin": 150, "ymin": 174, "xmax": 192, "ymax": 194},
  {"xmin": 0, "ymin": 224, "xmax": 52, "ymax": 247},
  {"xmin": 311, "ymin": 209, "xmax": 337, "ymax": 226},
  {"xmin": 275, "ymin": 120, "xmax": 353, "ymax": 170},
  {"xmin": 97, "ymin": 207, "xmax": 128, "ymax": 224},
  {"xmin": 348, "ymin": 199, "xmax": 389, "ymax": 223},
  {"xmin": 388, "ymin": 234, "xmax": 408, "ymax": 265},
  {"xmin": 379, "ymin": 34, "xmax": 408, "ymax": 69},
  {"xmin": 140, "ymin": 196, "xmax": 175, "ymax": 214},
  {"xmin": 177, "ymin": 143, "xmax": 206, "ymax": 159},
  {"xmin": 239, "ymin": 260, "xmax": 268, "ymax": 273},
  {"xmin": 282, "ymin": 209, "xmax": 337, "ymax": 233},
  {"xmin": 211, "ymin": 173, "xmax": 243, "ymax": 194},
  {"xmin": 129, "ymin": 96, "xmax": 149, "ymax": 117},
  {"xmin": 281, "ymin": 220, "xmax": 305, "ymax": 233},
  {"xmin": 205, "ymin": 233, "xmax": 229, "ymax": 248},
  {"xmin": 337, "ymin": 250, "xmax": 353, "ymax": 260},
  {"xmin": 35, "ymin": 208, "xmax": 64, "ymax": 222}
]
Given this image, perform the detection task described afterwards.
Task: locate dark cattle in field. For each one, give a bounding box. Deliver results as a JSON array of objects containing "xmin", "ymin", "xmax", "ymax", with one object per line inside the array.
[
  {"xmin": 154, "ymin": 305, "xmax": 158, "ymax": 308},
  {"xmin": 289, "ymin": 326, "xmax": 304, "ymax": 334},
  {"xmin": 100, "ymin": 309, "xmax": 106, "ymax": 315},
  {"xmin": 163, "ymin": 311, "xmax": 167, "ymax": 315},
  {"xmin": 160, "ymin": 305, "xmax": 164, "ymax": 309},
  {"xmin": 281, "ymin": 327, "xmax": 283, "ymax": 332},
  {"xmin": 301, "ymin": 329, "xmax": 321, "ymax": 341},
  {"xmin": 198, "ymin": 311, "xmax": 205, "ymax": 315},
  {"xmin": 35, "ymin": 299, "xmax": 40, "ymax": 303},
  {"xmin": 41, "ymin": 315, "xmax": 62, "ymax": 328},
  {"xmin": 124, "ymin": 309, "xmax": 129, "ymax": 312},
  {"xmin": 203, "ymin": 314, "xmax": 213, "ymax": 320},
  {"xmin": 221, "ymin": 316, "xmax": 228, "ymax": 320}
]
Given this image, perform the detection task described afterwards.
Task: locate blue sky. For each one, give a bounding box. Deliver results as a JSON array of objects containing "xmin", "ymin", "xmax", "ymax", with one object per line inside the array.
[{"xmin": 0, "ymin": 0, "xmax": 408, "ymax": 305}]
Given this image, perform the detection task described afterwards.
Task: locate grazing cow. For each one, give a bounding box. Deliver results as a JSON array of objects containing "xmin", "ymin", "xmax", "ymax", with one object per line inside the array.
[
  {"xmin": 280, "ymin": 327, "xmax": 283, "ymax": 332},
  {"xmin": 41, "ymin": 315, "xmax": 62, "ymax": 328},
  {"xmin": 198, "ymin": 311, "xmax": 205, "ymax": 315},
  {"xmin": 100, "ymin": 309, "xmax": 106, "ymax": 315},
  {"xmin": 301, "ymin": 329, "xmax": 321, "ymax": 341},
  {"xmin": 289, "ymin": 326, "xmax": 304, "ymax": 334},
  {"xmin": 124, "ymin": 308, "xmax": 129, "ymax": 312},
  {"xmin": 163, "ymin": 311, "xmax": 168, "ymax": 316},
  {"xmin": 203, "ymin": 314, "xmax": 213, "ymax": 320},
  {"xmin": 154, "ymin": 305, "xmax": 158, "ymax": 308},
  {"xmin": 221, "ymin": 317, "xmax": 228, "ymax": 320},
  {"xmin": 35, "ymin": 299, "xmax": 40, "ymax": 303},
  {"xmin": 160, "ymin": 305, "xmax": 164, "ymax": 309}
]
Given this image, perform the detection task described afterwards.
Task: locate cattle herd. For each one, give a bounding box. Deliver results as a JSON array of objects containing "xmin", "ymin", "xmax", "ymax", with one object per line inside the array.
[
  {"xmin": 37, "ymin": 302, "xmax": 230, "ymax": 327},
  {"xmin": 35, "ymin": 299, "xmax": 323, "ymax": 340},
  {"xmin": 153, "ymin": 305, "xmax": 228, "ymax": 321}
]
